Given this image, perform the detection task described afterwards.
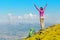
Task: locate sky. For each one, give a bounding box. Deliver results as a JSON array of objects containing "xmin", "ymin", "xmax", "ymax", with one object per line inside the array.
[
  {"xmin": 0, "ymin": 0, "xmax": 60, "ymax": 24},
  {"xmin": 0, "ymin": 0, "xmax": 60, "ymax": 40}
]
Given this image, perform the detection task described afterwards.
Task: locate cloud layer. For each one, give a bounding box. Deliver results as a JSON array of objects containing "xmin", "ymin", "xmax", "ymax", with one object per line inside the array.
[
  {"xmin": 0, "ymin": 13, "xmax": 60, "ymax": 25},
  {"xmin": 0, "ymin": 13, "xmax": 40, "ymax": 24}
]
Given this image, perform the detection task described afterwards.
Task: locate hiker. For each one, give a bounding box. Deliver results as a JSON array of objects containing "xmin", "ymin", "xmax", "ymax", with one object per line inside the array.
[
  {"xmin": 34, "ymin": 3, "xmax": 47, "ymax": 29},
  {"xmin": 29, "ymin": 28, "xmax": 35, "ymax": 37}
]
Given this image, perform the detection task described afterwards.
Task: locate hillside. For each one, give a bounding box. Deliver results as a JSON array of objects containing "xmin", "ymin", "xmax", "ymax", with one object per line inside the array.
[{"xmin": 24, "ymin": 24, "xmax": 60, "ymax": 40}]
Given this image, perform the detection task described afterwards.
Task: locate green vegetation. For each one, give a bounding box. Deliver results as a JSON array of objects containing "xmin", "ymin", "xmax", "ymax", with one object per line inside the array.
[{"xmin": 24, "ymin": 24, "xmax": 60, "ymax": 40}]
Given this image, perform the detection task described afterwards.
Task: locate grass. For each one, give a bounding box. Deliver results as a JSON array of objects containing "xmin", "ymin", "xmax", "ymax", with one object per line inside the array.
[{"xmin": 24, "ymin": 24, "xmax": 60, "ymax": 40}]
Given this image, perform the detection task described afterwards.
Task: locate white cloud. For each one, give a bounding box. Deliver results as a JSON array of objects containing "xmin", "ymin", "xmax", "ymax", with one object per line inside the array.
[
  {"xmin": 0, "ymin": 13, "xmax": 60, "ymax": 25},
  {"xmin": 8, "ymin": 13, "xmax": 15, "ymax": 24},
  {"xmin": 44, "ymin": 13, "xmax": 60, "ymax": 24},
  {"xmin": 18, "ymin": 16, "xmax": 22, "ymax": 19},
  {"xmin": 29, "ymin": 13, "xmax": 33, "ymax": 17},
  {"xmin": 17, "ymin": 13, "xmax": 40, "ymax": 24}
]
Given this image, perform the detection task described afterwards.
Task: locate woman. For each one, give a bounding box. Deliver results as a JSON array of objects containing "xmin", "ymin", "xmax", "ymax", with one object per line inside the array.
[{"xmin": 34, "ymin": 4, "xmax": 47, "ymax": 29}]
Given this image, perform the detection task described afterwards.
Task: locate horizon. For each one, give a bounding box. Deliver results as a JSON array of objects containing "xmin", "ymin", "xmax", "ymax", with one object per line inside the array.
[{"xmin": 0, "ymin": 0, "xmax": 60, "ymax": 40}]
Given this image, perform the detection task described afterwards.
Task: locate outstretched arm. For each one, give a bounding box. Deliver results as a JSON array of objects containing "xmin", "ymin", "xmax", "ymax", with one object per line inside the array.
[
  {"xmin": 44, "ymin": 3, "xmax": 48, "ymax": 11},
  {"xmin": 34, "ymin": 4, "xmax": 39, "ymax": 12}
]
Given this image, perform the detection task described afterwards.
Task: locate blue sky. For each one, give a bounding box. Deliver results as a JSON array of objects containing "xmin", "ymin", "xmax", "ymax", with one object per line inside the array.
[
  {"xmin": 0, "ymin": 0, "xmax": 60, "ymax": 15},
  {"xmin": 0, "ymin": 0, "xmax": 60, "ymax": 24},
  {"xmin": 0, "ymin": 0, "xmax": 60, "ymax": 39}
]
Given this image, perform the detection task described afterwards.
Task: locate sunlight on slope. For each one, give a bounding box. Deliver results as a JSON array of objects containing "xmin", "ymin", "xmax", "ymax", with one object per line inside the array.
[{"xmin": 24, "ymin": 24, "xmax": 60, "ymax": 40}]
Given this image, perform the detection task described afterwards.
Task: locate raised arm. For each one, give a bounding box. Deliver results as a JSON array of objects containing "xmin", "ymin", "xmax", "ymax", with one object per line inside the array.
[
  {"xmin": 34, "ymin": 4, "xmax": 39, "ymax": 12},
  {"xmin": 44, "ymin": 4, "xmax": 48, "ymax": 11}
]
